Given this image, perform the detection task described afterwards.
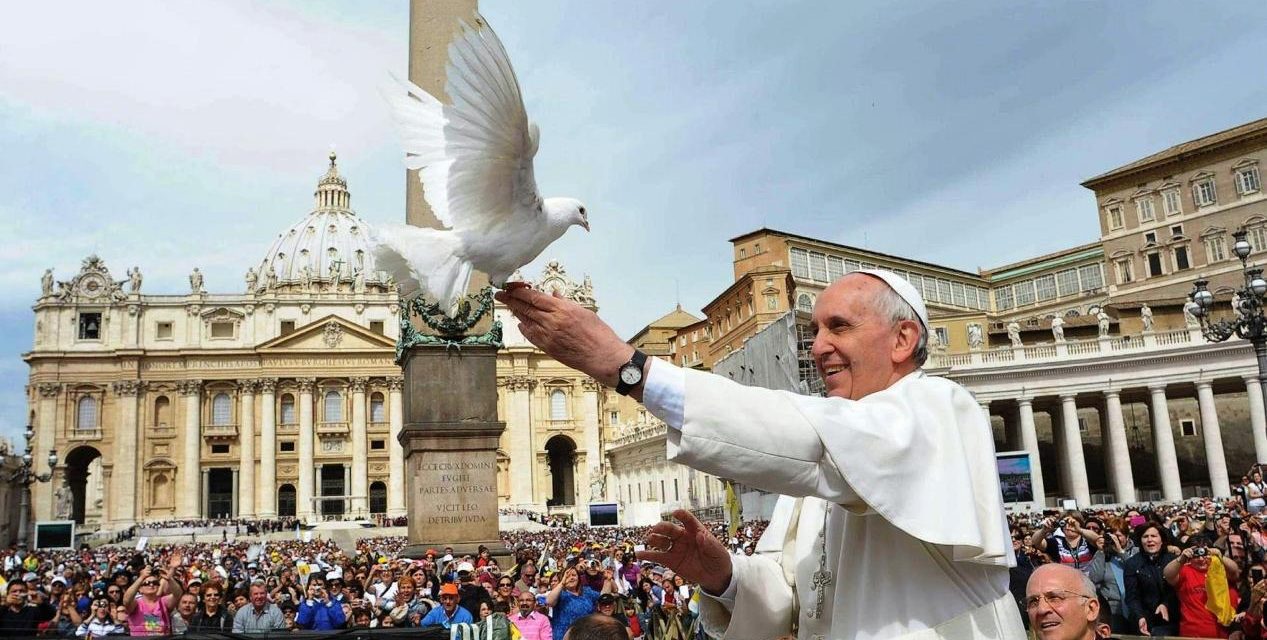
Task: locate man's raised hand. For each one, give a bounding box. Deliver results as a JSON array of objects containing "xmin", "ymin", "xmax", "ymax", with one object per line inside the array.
[
  {"xmin": 495, "ymin": 287, "xmax": 632, "ymax": 387},
  {"xmin": 638, "ymin": 509, "xmax": 733, "ymax": 595}
]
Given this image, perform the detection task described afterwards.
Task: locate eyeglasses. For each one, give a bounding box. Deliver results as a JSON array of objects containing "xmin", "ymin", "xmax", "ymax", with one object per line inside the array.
[
  {"xmin": 141, "ymin": 581, "xmax": 160, "ymax": 587},
  {"xmin": 1025, "ymin": 590, "xmax": 1092, "ymax": 611},
  {"xmin": 204, "ymin": 593, "xmax": 221, "ymax": 598},
  {"xmin": 498, "ymin": 583, "xmax": 513, "ymax": 588}
]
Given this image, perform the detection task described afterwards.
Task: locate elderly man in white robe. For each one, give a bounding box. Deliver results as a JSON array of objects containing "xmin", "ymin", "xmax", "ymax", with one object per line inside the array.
[{"xmin": 496, "ymin": 270, "xmax": 1025, "ymax": 639}]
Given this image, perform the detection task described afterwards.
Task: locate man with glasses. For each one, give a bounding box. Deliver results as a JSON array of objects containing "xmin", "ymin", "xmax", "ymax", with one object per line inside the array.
[
  {"xmin": 189, "ymin": 585, "xmax": 232, "ymax": 632},
  {"xmin": 510, "ymin": 591, "xmax": 552, "ymax": 640},
  {"xmin": 1025, "ymin": 564, "xmax": 1100, "ymax": 640}
]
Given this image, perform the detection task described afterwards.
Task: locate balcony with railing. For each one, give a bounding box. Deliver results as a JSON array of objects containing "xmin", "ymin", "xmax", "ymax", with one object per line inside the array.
[
  {"xmin": 317, "ymin": 421, "xmax": 349, "ymax": 436},
  {"xmin": 609, "ymin": 420, "xmax": 668, "ymax": 451},
  {"xmin": 203, "ymin": 424, "xmax": 238, "ymax": 440},
  {"xmin": 928, "ymin": 327, "xmax": 1205, "ymax": 370}
]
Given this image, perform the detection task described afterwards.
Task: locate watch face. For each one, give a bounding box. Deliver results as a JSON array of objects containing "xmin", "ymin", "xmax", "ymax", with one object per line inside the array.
[{"xmin": 620, "ymin": 365, "xmax": 642, "ymax": 385}]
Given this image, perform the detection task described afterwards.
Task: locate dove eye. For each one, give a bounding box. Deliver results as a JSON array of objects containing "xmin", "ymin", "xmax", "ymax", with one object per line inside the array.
[{"xmin": 579, "ymin": 207, "xmax": 586, "ymax": 215}]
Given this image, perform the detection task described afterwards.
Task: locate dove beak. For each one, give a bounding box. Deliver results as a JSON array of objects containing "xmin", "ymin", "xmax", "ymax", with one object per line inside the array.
[{"xmin": 581, "ymin": 220, "xmax": 590, "ymax": 232}]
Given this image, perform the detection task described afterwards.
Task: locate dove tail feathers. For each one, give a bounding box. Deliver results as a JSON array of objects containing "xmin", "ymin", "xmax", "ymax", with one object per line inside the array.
[{"xmin": 369, "ymin": 223, "xmax": 473, "ymax": 314}]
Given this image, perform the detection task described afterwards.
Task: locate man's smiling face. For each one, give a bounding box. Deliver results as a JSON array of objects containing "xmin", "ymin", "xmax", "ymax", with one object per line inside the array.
[{"xmin": 810, "ymin": 274, "xmax": 920, "ymax": 400}]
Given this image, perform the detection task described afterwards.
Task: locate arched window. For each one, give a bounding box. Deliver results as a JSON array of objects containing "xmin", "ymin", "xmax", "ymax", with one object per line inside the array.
[
  {"xmin": 211, "ymin": 393, "xmax": 232, "ymax": 426},
  {"xmin": 369, "ymin": 393, "xmax": 385, "ymax": 422},
  {"xmin": 369, "ymin": 481, "xmax": 387, "ymax": 514},
  {"xmin": 796, "ymin": 293, "xmax": 814, "ymax": 313},
  {"xmin": 324, "ymin": 391, "xmax": 343, "ymax": 422},
  {"xmin": 77, "ymin": 396, "xmax": 97, "ymax": 431},
  {"xmin": 153, "ymin": 396, "xmax": 171, "ymax": 428},
  {"xmin": 550, "ymin": 390, "xmax": 567, "ymax": 420},
  {"xmin": 278, "ymin": 484, "xmax": 297, "ymax": 517},
  {"xmin": 280, "ymin": 394, "xmax": 296, "ymax": 424}
]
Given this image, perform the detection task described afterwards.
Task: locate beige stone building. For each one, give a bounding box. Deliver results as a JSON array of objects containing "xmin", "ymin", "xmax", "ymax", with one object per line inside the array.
[
  {"xmin": 612, "ymin": 116, "xmax": 1267, "ymax": 511},
  {"xmin": 23, "ymin": 156, "xmax": 607, "ymax": 529}
]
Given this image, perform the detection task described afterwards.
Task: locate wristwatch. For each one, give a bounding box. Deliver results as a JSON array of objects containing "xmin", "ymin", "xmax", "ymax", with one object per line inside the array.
[{"xmin": 615, "ymin": 350, "xmax": 648, "ymax": 396}]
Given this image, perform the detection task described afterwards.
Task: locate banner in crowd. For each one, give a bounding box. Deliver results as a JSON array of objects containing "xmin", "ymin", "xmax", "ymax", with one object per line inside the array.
[{"xmin": 995, "ymin": 451, "xmax": 1035, "ymax": 505}]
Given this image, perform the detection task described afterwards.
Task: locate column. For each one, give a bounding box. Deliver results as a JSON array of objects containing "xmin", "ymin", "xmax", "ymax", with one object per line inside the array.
[
  {"xmin": 111, "ymin": 381, "xmax": 141, "ymax": 524},
  {"xmin": 1059, "ymin": 394, "xmax": 1090, "ymax": 507},
  {"xmin": 582, "ymin": 379, "xmax": 603, "ymax": 502},
  {"xmin": 1102, "ymin": 390, "xmax": 1136, "ymax": 504},
  {"xmin": 503, "ymin": 376, "xmax": 535, "ymax": 506},
  {"xmin": 350, "ymin": 377, "xmax": 368, "ymax": 518},
  {"xmin": 1244, "ymin": 376, "xmax": 1267, "ymax": 466},
  {"xmin": 1017, "ymin": 398, "xmax": 1046, "ymax": 507},
  {"xmin": 238, "ymin": 380, "xmax": 256, "ymax": 518},
  {"xmin": 387, "ymin": 376, "xmax": 405, "ymax": 517},
  {"xmin": 231, "ymin": 468, "xmax": 239, "ymax": 518},
  {"xmin": 35, "ymin": 384, "xmax": 60, "ymax": 520},
  {"xmin": 297, "ymin": 378, "xmax": 315, "ymax": 522},
  {"xmin": 179, "ymin": 380, "xmax": 203, "ymax": 518},
  {"xmin": 201, "ymin": 468, "xmax": 210, "ymax": 517},
  {"xmin": 1149, "ymin": 385, "xmax": 1182, "ymax": 501},
  {"xmin": 257, "ymin": 379, "xmax": 277, "ymax": 518},
  {"xmin": 1196, "ymin": 381, "xmax": 1231, "ymax": 498}
]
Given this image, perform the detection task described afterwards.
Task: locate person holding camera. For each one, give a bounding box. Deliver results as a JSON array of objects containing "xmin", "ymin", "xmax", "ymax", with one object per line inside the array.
[
  {"xmin": 296, "ymin": 575, "xmax": 346, "ymax": 630},
  {"xmin": 0, "ymin": 579, "xmax": 56, "ymax": 638},
  {"xmin": 1165, "ymin": 539, "xmax": 1240, "ymax": 638},
  {"xmin": 123, "ymin": 553, "xmax": 183, "ymax": 636},
  {"xmin": 1029, "ymin": 511, "xmax": 1101, "ymax": 575}
]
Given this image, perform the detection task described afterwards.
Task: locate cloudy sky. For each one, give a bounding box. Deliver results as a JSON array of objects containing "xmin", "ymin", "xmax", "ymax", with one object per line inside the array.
[{"xmin": 2, "ymin": 1, "xmax": 1266, "ymax": 442}]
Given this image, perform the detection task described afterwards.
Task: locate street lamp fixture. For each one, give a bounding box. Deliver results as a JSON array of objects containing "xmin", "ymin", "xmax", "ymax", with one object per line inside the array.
[{"xmin": 7, "ymin": 424, "xmax": 57, "ymax": 550}]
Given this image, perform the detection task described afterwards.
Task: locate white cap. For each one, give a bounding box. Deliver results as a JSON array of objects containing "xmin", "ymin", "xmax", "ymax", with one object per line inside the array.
[
  {"xmin": 456, "ymin": 561, "xmax": 475, "ymax": 574},
  {"xmin": 856, "ymin": 269, "xmax": 929, "ymax": 330}
]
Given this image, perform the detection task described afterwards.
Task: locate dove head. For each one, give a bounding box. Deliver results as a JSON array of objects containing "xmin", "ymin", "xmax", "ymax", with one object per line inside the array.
[{"xmin": 544, "ymin": 197, "xmax": 589, "ymax": 232}]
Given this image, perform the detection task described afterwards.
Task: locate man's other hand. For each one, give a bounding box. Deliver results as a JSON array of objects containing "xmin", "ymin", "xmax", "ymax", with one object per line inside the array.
[{"xmin": 639, "ymin": 509, "xmax": 733, "ymax": 595}]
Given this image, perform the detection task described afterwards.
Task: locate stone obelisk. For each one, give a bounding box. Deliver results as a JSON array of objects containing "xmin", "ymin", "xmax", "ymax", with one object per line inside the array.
[{"xmin": 398, "ymin": 0, "xmax": 506, "ymax": 562}]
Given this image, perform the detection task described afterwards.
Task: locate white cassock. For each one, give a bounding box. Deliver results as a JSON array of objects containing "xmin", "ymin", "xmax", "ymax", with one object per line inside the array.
[{"xmin": 643, "ymin": 360, "xmax": 1027, "ymax": 640}]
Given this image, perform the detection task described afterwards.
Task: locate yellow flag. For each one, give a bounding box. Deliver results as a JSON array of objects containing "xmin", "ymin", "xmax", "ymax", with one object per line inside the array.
[
  {"xmin": 1205, "ymin": 557, "xmax": 1235, "ymax": 625},
  {"xmin": 725, "ymin": 480, "xmax": 742, "ymax": 538}
]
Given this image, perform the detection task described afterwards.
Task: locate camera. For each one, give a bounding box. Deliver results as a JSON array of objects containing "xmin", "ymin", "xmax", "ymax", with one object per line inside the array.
[{"xmin": 1194, "ymin": 546, "xmax": 1209, "ymax": 558}]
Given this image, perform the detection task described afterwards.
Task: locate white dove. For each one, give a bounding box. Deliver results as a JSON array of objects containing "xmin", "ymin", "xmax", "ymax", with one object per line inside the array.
[{"xmin": 370, "ymin": 15, "xmax": 589, "ymax": 312}]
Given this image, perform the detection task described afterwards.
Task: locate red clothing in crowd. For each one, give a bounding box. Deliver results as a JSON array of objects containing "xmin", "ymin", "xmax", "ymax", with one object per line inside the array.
[{"xmin": 1175, "ymin": 563, "xmax": 1239, "ymax": 639}]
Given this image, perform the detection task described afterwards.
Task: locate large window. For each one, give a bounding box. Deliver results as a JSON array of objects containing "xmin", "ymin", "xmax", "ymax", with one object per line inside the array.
[
  {"xmin": 1106, "ymin": 205, "xmax": 1124, "ymax": 230},
  {"xmin": 937, "ymin": 279, "xmax": 952, "ymax": 305},
  {"xmin": 1205, "ymin": 235, "xmax": 1228, "ymax": 263},
  {"xmin": 1193, "ymin": 177, "xmax": 1218, "ymax": 207},
  {"xmin": 1056, "ymin": 269, "xmax": 1079, "ymax": 297},
  {"xmin": 1146, "ymin": 252, "xmax": 1164, "ymax": 277},
  {"xmin": 796, "ymin": 293, "xmax": 814, "ymax": 313},
  {"xmin": 790, "ymin": 247, "xmax": 810, "ymax": 279},
  {"xmin": 808, "ymin": 252, "xmax": 828, "ymax": 282},
  {"xmin": 369, "ymin": 393, "xmax": 385, "ymax": 422},
  {"xmin": 1115, "ymin": 259, "xmax": 1133, "ymax": 284},
  {"xmin": 1034, "ymin": 275, "xmax": 1057, "ymax": 302},
  {"xmin": 1249, "ymin": 226, "xmax": 1267, "ymax": 253},
  {"xmin": 153, "ymin": 396, "xmax": 171, "ymax": 428},
  {"xmin": 211, "ymin": 393, "xmax": 232, "ymax": 426},
  {"xmin": 280, "ymin": 394, "xmax": 296, "ymax": 424},
  {"xmin": 1013, "ymin": 280, "xmax": 1036, "ymax": 307},
  {"xmin": 77, "ymin": 396, "xmax": 98, "ymax": 431},
  {"xmin": 1174, "ymin": 246, "xmax": 1191, "ymax": 271},
  {"xmin": 826, "ymin": 256, "xmax": 845, "ymax": 282},
  {"xmin": 369, "ymin": 482, "xmax": 387, "ymax": 514},
  {"xmin": 1078, "ymin": 264, "xmax": 1104, "ymax": 291},
  {"xmin": 994, "ymin": 286, "xmax": 1014, "ymax": 311},
  {"xmin": 1135, "ymin": 197, "xmax": 1155, "ymax": 223},
  {"xmin": 550, "ymin": 390, "xmax": 568, "ymax": 420},
  {"xmin": 1162, "ymin": 188, "xmax": 1182, "ymax": 216},
  {"xmin": 324, "ymin": 391, "xmax": 343, "ymax": 422},
  {"xmin": 951, "ymin": 282, "xmax": 967, "ymax": 307},
  {"xmin": 1237, "ymin": 165, "xmax": 1261, "ymax": 195}
]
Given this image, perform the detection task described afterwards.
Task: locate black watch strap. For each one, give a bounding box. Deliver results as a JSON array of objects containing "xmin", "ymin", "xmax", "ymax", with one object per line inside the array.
[{"xmin": 616, "ymin": 350, "xmax": 649, "ymax": 396}]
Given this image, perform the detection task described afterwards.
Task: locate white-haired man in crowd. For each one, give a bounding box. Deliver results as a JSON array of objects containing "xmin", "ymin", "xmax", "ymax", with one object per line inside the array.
[{"xmin": 498, "ymin": 270, "xmax": 1025, "ymax": 639}]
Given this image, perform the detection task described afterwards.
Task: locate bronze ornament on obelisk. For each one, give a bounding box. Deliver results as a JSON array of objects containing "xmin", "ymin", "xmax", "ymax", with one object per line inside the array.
[{"xmin": 396, "ymin": 0, "xmax": 507, "ymax": 562}]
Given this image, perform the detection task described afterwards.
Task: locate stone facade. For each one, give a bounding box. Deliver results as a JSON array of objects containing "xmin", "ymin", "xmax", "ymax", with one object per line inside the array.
[{"xmin": 23, "ymin": 157, "xmax": 606, "ymax": 529}]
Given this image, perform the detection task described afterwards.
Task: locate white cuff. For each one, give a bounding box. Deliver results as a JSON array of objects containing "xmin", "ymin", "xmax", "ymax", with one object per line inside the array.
[
  {"xmin": 702, "ymin": 571, "xmax": 737, "ymax": 611},
  {"xmin": 642, "ymin": 357, "xmax": 685, "ymax": 430}
]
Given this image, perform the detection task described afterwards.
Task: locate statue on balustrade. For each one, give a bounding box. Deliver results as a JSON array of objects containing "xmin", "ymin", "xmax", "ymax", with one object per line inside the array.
[
  {"xmin": 1006, "ymin": 321, "xmax": 1022, "ymax": 348},
  {"xmin": 1050, "ymin": 315, "xmax": 1065, "ymax": 343},
  {"xmin": 41, "ymin": 269, "xmax": 54, "ymax": 297},
  {"xmin": 1140, "ymin": 303, "xmax": 1154, "ymax": 332},
  {"xmin": 1097, "ymin": 310, "xmax": 1111, "ymax": 338},
  {"xmin": 1183, "ymin": 296, "xmax": 1201, "ymax": 328}
]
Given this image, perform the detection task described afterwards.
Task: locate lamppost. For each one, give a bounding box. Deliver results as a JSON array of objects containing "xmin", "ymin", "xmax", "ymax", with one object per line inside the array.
[
  {"xmin": 1191, "ymin": 228, "xmax": 1267, "ymax": 402},
  {"xmin": 7, "ymin": 426, "xmax": 58, "ymax": 550}
]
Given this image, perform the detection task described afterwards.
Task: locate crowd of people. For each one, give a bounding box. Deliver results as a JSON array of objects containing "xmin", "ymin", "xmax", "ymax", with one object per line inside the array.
[
  {"xmin": 1009, "ymin": 463, "xmax": 1267, "ymax": 639},
  {"xmin": 136, "ymin": 520, "xmax": 300, "ymax": 536},
  {"xmin": 0, "ymin": 516, "xmax": 771, "ymax": 640}
]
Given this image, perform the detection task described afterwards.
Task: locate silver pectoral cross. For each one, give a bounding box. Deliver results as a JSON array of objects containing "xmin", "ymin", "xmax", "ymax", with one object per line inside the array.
[{"xmin": 808, "ymin": 564, "xmax": 832, "ymax": 619}]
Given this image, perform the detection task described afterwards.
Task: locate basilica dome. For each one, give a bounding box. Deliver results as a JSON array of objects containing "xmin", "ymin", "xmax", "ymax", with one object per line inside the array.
[{"xmin": 257, "ymin": 152, "xmax": 388, "ymax": 291}]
